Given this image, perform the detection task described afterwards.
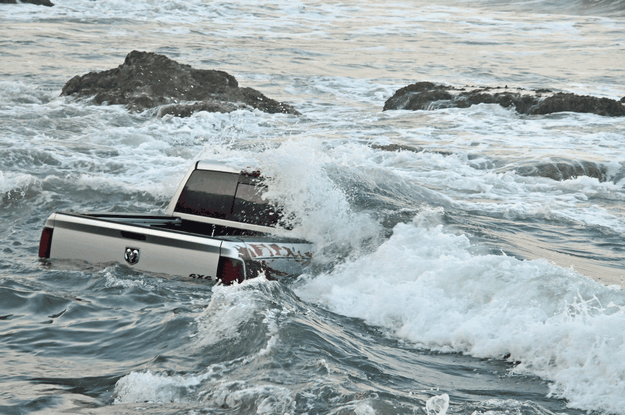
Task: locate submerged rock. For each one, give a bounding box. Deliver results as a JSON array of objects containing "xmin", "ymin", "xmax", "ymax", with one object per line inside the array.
[
  {"xmin": 514, "ymin": 160, "xmax": 609, "ymax": 182},
  {"xmin": 61, "ymin": 51, "xmax": 300, "ymax": 117},
  {"xmin": 370, "ymin": 143, "xmax": 452, "ymax": 157},
  {"xmin": 370, "ymin": 143, "xmax": 424, "ymax": 153},
  {"xmin": 0, "ymin": 0, "xmax": 53, "ymax": 5},
  {"xmin": 383, "ymin": 82, "xmax": 625, "ymax": 117}
]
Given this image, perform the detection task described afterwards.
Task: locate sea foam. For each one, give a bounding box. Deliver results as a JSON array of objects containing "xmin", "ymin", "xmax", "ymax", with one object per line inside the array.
[{"xmin": 295, "ymin": 208, "xmax": 625, "ymax": 414}]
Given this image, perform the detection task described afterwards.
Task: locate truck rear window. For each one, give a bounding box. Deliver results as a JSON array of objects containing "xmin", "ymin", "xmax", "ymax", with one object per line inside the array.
[
  {"xmin": 174, "ymin": 170, "xmax": 279, "ymax": 227},
  {"xmin": 175, "ymin": 171, "xmax": 238, "ymax": 219},
  {"xmin": 231, "ymin": 176, "xmax": 280, "ymax": 227}
]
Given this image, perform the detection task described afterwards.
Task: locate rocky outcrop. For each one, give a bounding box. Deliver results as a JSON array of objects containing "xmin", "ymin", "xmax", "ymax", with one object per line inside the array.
[
  {"xmin": 0, "ymin": 0, "xmax": 53, "ymax": 5},
  {"xmin": 383, "ymin": 82, "xmax": 625, "ymax": 117},
  {"xmin": 61, "ymin": 51, "xmax": 300, "ymax": 117}
]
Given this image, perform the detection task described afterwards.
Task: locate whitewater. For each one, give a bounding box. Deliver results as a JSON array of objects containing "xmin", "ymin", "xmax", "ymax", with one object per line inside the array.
[{"xmin": 1, "ymin": 0, "xmax": 625, "ymax": 414}]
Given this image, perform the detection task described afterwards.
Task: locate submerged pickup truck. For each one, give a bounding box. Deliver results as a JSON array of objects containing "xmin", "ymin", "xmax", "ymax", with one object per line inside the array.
[{"xmin": 38, "ymin": 160, "xmax": 312, "ymax": 284}]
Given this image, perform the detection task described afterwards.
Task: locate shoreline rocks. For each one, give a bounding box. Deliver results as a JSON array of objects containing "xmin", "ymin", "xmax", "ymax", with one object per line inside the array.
[
  {"xmin": 383, "ymin": 82, "xmax": 625, "ymax": 117},
  {"xmin": 60, "ymin": 53, "xmax": 624, "ymax": 119},
  {"xmin": 0, "ymin": 0, "xmax": 53, "ymax": 6},
  {"xmin": 61, "ymin": 51, "xmax": 300, "ymax": 117}
]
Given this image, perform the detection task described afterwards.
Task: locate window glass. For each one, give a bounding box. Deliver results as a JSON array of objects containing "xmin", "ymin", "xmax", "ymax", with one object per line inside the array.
[
  {"xmin": 231, "ymin": 178, "xmax": 280, "ymax": 227},
  {"xmin": 174, "ymin": 170, "xmax": 280, "ymax": 227},
  {"xmin": 174, "ymin": 171, "xmax": 238, "ymax": 219}
]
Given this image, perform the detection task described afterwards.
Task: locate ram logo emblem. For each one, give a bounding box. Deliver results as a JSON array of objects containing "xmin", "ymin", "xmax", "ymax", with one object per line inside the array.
[{"xmin": 124, "ymin": 247, "xmax": 141, "ymax": 265}]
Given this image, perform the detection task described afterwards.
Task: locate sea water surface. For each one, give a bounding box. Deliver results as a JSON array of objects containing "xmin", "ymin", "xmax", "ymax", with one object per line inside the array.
[{"xmin": 1, "ymin": 1, "xmax": 625, "ymax": 414}]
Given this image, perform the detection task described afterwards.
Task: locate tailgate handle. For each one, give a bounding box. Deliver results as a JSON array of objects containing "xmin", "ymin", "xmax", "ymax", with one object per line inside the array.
[{"xmin": 121, "ymin": 231, "xmax": 147, "ymax": 241}]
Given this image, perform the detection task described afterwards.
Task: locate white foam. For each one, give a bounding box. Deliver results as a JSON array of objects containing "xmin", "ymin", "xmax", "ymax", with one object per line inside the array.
[
  {"xmin": 102, "ymin": 267, "xmax": 154, "ymax": 290},
  {"xmin": 0, "ymin": 81, "xmax": 56, "ymax": 105},
  {"xmin": 193, "ymin": 278, "xmax": 268, "ymax": 347},
  {"xmin": 206, "ymin": 382, "xmax": 295, "ymax": 414},
  {"xmin": 467, "ymin": 398, "xmax": 555, "ymax": 415},
  {"xmin": 0, "ymin": 171, "xmax": 39, "ymax": 206},
  {"xmin": 254, "ymin": 138, "xmax": 382, "ymax": 258},
  {"xmin": 115, "ymin": 279, "xmax": 295, "ymax": 412},
  {"xmin": 358, "ymin": 119, "xmax": 625, "ymax": 235},
  {"xmin": 193, "ymin": 277, "xmax": 283, "ymax": 353},
  {"xmin": 295, "ymin": 209, "xmax": 625, "ymax": 414},
  {"xmin": 426, "ymin": 393, "xmax": 450, "ymax": 415},
  {"xmin": 0, "ymin": 171, "xmax": 36, "ymax": 195},
  {"xmin": 114, "ymin": 369, "xmax": 212, "ymax": 404}
]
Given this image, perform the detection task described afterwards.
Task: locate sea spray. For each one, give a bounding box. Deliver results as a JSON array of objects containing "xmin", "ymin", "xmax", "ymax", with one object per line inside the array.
[
  {"xmin": 257, "ymin": 138, "xmax": 382, "ymax": 261},
  {"xmin": 295, "ymin": 209, "xmax": 625, "ymax": 413}
]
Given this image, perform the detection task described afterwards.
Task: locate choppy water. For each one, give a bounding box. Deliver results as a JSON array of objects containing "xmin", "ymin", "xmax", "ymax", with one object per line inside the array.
[{"xmin": 2, "ymin": 1, "xmax": 625, "ymax": 414}]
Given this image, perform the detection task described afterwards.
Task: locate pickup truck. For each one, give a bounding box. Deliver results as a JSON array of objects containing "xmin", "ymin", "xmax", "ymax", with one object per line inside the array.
[{"xmin": 38, "ymin": 160, "xmax": 313, "ymax": 284}]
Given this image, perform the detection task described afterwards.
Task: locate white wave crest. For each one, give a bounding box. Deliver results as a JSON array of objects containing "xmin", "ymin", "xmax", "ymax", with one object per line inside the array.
[
  {"xmin": 257, "ymin": 138, "xmax": 382, "ymax": 258},
  {"xmin": 426, "ymin": 393, "xmax": 450, "ymax": 415},
  {"xmin": 295, "ymin": 209, "xmax": 625, "ymax": 414},
  {"xmin": 113, "ymin": 369, "xmax": 212, "ymax": 404},
  {"xmin": 0, "ymin": 171, "xmax": 38, "ymax": 205},
  {"xmin": 193, "ymin": 277, "xmax": 282, "ymax": 351}
]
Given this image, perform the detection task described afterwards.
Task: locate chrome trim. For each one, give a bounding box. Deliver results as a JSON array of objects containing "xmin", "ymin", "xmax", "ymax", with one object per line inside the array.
[
  {"xmin": 124, "ymin": 247, "xmax": 141, "ymax": 265},
  {"xmin": 173, "ymin": 212, "xmax": 276, "ymax": 234}
]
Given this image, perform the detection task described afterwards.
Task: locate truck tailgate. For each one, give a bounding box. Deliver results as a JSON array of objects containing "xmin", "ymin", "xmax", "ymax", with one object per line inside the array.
[{"xmin": 46, "ymin": 213, "xmax": 224, "ymax": 280}]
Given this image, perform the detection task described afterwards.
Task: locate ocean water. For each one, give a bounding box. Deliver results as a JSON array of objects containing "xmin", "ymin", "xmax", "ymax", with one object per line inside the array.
[{"xmin": 1, "ymin": 0, "xmax": 625, "ymax": 414}]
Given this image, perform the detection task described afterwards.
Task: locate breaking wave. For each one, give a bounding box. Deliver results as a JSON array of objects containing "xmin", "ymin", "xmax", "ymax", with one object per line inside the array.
[{"xmin": 295, "ymin": 209, "xmax": 625, "ymax": 414}]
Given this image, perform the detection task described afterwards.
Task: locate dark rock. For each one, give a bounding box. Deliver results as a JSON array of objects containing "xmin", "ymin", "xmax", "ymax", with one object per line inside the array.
[
  {"xmin": 535, "ymin": 93, "xmax": 625, "ymax": 117},
  {"xmin": 370, "ymin": 143, "xmax": 424, "ymax": 153},
  {"xmin": 0, "ymin": 0, "xmax": 53, "ymax": 5},
  {"xmin": 384, "ymin": 82, "xmax": 625, "ymax": 117},
  {"xmin": 158, "ymin": 100, "xmax": 245, "ymax": 117},
  {"xmin": 61, "ymin": 51, "xmax": 300, "ymax": 117},
  {"xmin": 514, "ymin": 160, "xmax": 608, "ymax": 182},
  {"xmin": 382, "ymin": 82, "xmax": 453, "ymax": 112},
  {"xmin": 370, "ymin": 143, "xmax": 453, "ymax": 157}
]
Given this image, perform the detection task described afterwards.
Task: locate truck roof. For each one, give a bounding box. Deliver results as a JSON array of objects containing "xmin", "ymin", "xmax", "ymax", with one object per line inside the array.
[{"xmin": 196, "ymin": 160, "xmax": 243, "ymax": 174}]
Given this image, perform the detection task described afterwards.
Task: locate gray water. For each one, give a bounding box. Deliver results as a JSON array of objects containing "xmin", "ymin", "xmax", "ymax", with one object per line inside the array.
[{"xmin": 2, "ymin": 1, "xmax": 625, "ymax": 414}]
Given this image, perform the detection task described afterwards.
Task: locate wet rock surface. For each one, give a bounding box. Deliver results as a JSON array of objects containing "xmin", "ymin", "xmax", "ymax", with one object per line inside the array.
[
  {"xmin": 0, "ymin": 0, "xmax": 53, "ymax": 5},
  {"xmin": 61, "ymin": 51, "xmax": 300, "ymax": 117},
  {"xmin": 514, "ymin": 160, "xmax": 610, "ymax": 182},
  {"xmin": 370, "ymin": 143, "xmax": 453, "ymax": 157},
  {"xmin": 383, "ymin": 82, "xmax": 625, "ymax": 117}
]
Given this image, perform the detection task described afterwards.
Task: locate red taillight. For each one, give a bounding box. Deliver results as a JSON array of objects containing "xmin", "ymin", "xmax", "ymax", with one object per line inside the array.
[
  {"xmin": 217, "ymin": 257, "xmax": 244, "ymax": 285},
  {"xmin": 38, "ymin": 227, "xmax": 54, "ymax": 258}
]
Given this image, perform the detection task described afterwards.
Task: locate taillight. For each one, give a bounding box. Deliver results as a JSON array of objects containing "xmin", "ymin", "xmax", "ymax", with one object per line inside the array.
[
  {"xmin": 38, "ymin": 227, "xmax": 54, "ymax": 258},
  {"xmin": 217, "ymin": 257, "xmax": 244, "ymax": 285}
]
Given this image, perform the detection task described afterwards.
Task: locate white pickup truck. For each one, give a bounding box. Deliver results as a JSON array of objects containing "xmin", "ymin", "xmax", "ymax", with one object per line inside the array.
[{"xmin": 38, "ymin": 160, "xmax": 312, "ymax": 284}]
